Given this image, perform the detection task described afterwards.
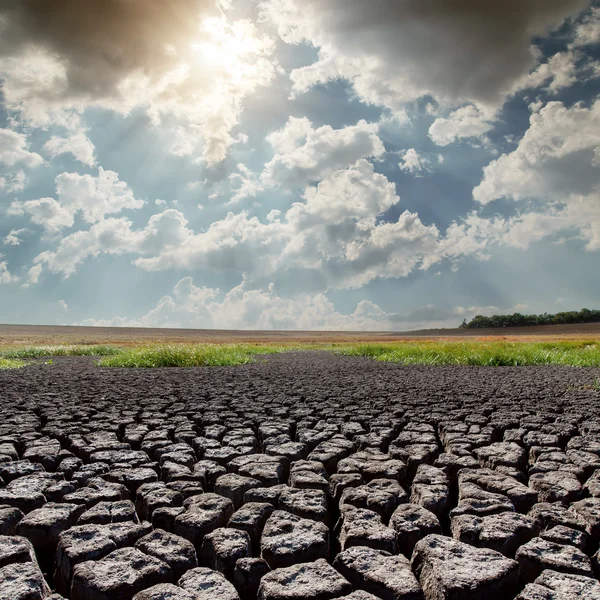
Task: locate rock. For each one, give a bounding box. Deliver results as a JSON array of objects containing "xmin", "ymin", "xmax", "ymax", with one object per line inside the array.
[
  {"xmin": 540, "ymin": 525, "xmax": 587, "ymax": 551},
  {"xmin": 585, "ymin": 469, "xmax": 600, "ymax": 497},
  {"xmin": 340, "ymin": 480, "xmax": 406, "ymax": 523},
  {"xmin": 199, "ymin": 527, "xmax": 251, "ymax": 580},
  {"xmin": 63, "ymin": 478, "xmax": 130, "ymax": 509},
  {"xmin": 16, "ymin": 502, "xmax": 85, "ymax": 553},
  {"xmin": 337, "ymin": 593, "xmax": 381, "ymax": 600},
  {"xmin": 569, "ymin": 497, "xmax": 600, "ymax": 539},
  {"xmin": 177, "ymin": 567, "xmax": 240, "ymax": 600},
  {"xmin": 0, "ymin": 535, "xmax": 36, "ymax": 568},
  {"xmin": 136, "ymin": 485, "xmax": 183, "ymax": 521},
  {"xmin": 258, "ymin": 559, "xmax": 352, "ymax": 600},
  {"xmin": 338, "ymin": 506, "xmax": 397, "ymax": 554},
  {"xmin": 228, "ymin": 502, "xmax": 274, "ymax": 550},
  {"xmin": 233, "ymin": 557, "xmax": 271, "ymax": 600},
  {"xmin": 78, "ymin": 500, "xmax": 137, "ymax": 525},
  {"xmin": 105, "ymin": 520, "xmax": 153, "ymax": 547},
  {"xmin": 235, "ymin": 455, "xmax": 287, "ymax": 486},
  {"xmin": 528, "ymin": 502, "xmax": 584, "ymax": 532},
  {"xmin": 516, "ymin": 569, "xmax": 600, "ymax": 600},
  {"xmin": 0, "ymin": 505, "xmax": 24, "ymax": 535},
  {"xmin": 278, "ymin": 488, "xmax": 329, "ymax": 523},
  {"xmin": 288, "ymin": 461, "xmax": 329, "ymax": 493},
  {"xmin": 475, "ymin": 442, "xmax": 527, "ymax": 471},
  {"xmin": 135, "ymin": 529, "xmax": 198, "ymax": 581},
  {"xmin": 260, "ymin": 511, "xmax": 329, "ymax": 569},
  {"xmin": 0, "ymin": 561, "xmax": 51, "ymax": 600},
  {"xmin": 54, "ymin": 525, "xmax": 118, "ymax": 596},
  {"xmin": 215, "ymin": 474, "xmax": 262, "ymax": 510},
  {"xmin": 451, "ymin": 512, "xmax": 539, "ymax": 558},
  {"xmin": 411, "ymin": 534, "xmax": 520, "ymax": 600},
  {"xmin": 409, "ymin": 465, "xmax": 449, "ymax": 518},
  {"xmin": 390, "ymin": 504, "xmax": 441, "ymax": 558},
  {"xmin": 0, "ymin": 461, "xmax": 44, "ymax": 483},
  {"xmin": 174, "ymin": 494, "xmax": 234, "ymax": 547},
  {"xmin": 132, "ymin": 584, "xmax": 195, "ymax": 599},
  {"xmin": 528, "ymin": 472, "xmax": 582, "ymax": 504},
  {"xmin": 458, "ymin": 469, "xmax": 537, "ymax": 513},
  {"xmin": 71, "ymin": 547, "xmax": 174, "ymax": 600},
  {"xmin": 329, "ymin": 474, "xmax": 364, "ymax": 503},
  {"xmin": 333, "ymin": 545, "xmax": 423, "ymax": 600},
  {"xmin": 152, "ymin": 507, "xmax": 186, "ymax": 532},
  {"xmin": 515, "ymin": 538, "xmax": 594, "ymax": 582}
]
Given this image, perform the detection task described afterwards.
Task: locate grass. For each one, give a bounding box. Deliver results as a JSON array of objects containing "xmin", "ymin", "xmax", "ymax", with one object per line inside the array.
[
  {"xmin": 98, "ymin": 343, "xmax": 289, "ymax": 368},
  {"xmin": 0, "ymin": 345, "xmax": 122, "ymax": 359},
  {"xmin": 334, "ymin": 340, "xmax": 600, "ymax": 366},
  {"xmin": 0, "ymin": 357, "xmax": 26, "ymax": 369},
  {"xmin": 2, "ymin": 339, "xmax": 600, "ymax": 369}
]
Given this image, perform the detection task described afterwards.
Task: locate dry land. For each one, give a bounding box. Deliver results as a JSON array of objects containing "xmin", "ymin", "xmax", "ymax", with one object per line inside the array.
[
  {"xmin": 1, "ymin": 346, "xmax": 600, "ymax": 598},
  {"xmin": 2, "ymin": 321, "xmax": 600, "ymax": 347}
]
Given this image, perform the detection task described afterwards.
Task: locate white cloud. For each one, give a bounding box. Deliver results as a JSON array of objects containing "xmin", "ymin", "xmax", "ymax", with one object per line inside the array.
[
  {"xmin": 3, "ymin": 228, "xmax": 28, "ymax": 246},
  {"xmin": 0, "ymin": 257, "xmax": 18, "ymax": 284},
  {"xmin": 398, "ymin": 148, "xmax": 431, "ymax": 175},
  {"xmin": 78, "ymin": 275, "xmax": 530, "ymax": 331},
  {"xmin": 0, "ymin": 3, "xmax": 277, "ymax": 165},
  {"xmin": 0, "ymin": 170, "xmax": 28, "ymax": 193},
  {"xmin": 54, "ymin": 168, "xmax": 144, "ymax": 223},
  {"xmin": 429, "ymin": 105, "xmax": 495, "ymax": 147},
  {"xmin": 11, "ymin": 168, "xmax": 145, "ymax": 233},
  {"xmin": 24, "ymin": 264, "xmax": 42, "ymax": 287},
  {"xmin": 0, "ymin": 129, "xmax": 43, "ymax": 167},
  {"xmin": 32, "ymin": 161, "xmax": 446, "ymax": 288},
  {"xmin": 58, "ymin": 299, "xmax": 68, "ymax": 312},
  {"xmin": 8, "ymin": 198, "xmax": 75, "ymax": 234},
  {"xmin": 572, "ymin": 6, "xmax": 600, "ymax": 47},
  {"xmin": 262, "ymin": 0, "xmax": 588, "ymax": 116},
  {"xmin": 261, "ymin": 117, "xmax": 385, "ymax": 188},
  {"xmin": 43, "ymin": 130, "xmax": 96, "ymax": 166},
  {"xmin": 474, "ymin": 100, "xmax": 600, "ymax": 204}
]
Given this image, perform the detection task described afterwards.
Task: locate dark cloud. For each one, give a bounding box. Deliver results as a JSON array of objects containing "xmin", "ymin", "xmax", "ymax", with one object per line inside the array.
[
  {"xmin": 0, "ymin": 0, "xmax": 220, "ymax": 100},
  {"xmin": 266, "ymin": 0, "xmax": 590, "ymax": 107}
]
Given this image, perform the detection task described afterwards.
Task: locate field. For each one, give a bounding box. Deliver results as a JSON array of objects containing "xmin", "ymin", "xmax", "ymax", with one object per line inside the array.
[{"xmin": 1, "ymin": 324, "xmax": 600, "ymax": 599}]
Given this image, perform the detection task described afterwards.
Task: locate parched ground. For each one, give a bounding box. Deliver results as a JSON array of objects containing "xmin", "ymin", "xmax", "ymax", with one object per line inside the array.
[{"xmin": 1, "ymin": 352, "xmax": 600, "ymax": 599}]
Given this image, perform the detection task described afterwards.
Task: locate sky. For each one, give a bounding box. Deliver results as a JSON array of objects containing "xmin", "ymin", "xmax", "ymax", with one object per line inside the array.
[{"xmin": 0, "ymin": 0, "xmax": 599, "ymax": 331}]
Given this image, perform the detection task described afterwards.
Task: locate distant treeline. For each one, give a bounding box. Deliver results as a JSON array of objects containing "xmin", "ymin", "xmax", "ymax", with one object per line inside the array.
[{"xmin": 460, "ymin": 308, "xmax": 600, "ymax": 329}]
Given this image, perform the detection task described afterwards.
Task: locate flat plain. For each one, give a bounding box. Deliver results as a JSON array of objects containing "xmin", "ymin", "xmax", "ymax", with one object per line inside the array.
[{"xmin": 1, "ymin": 325, "xmax": 600, "ymax": 599}]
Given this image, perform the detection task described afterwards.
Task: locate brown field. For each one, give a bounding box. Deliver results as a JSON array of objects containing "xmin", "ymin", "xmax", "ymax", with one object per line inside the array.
[{"xmin": 1, "ymin": 321, "xmax": 600, "ymax": 347}]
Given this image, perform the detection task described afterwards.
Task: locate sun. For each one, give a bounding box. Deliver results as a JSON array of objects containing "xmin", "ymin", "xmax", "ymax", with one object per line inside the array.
[{"xmin": 191, "ymin": 17, "xmax": 270, "ymax": 76}]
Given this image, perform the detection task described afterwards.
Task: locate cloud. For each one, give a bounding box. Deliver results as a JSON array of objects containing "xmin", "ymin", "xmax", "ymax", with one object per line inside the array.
[
  {"xmin": 0, "ymin": 257, "xmax": 17, "ymax": 284},
  {"xmin": 261, "ymin": 117, "xmax": 385, "ymax": 188},
  {"xmin": 473, "ymin": 100, "xmax": 600, "ymax": 204},
  {"xmin": 58, "ymin": 299, "xmax": 68, "ymax": 312},
  {"xmin": 3, "ymin": 228, "xmax": 28, "ymax": 246},
  {"xmin": 0, "ymin": 170, "xmax": 27, "ymax": 193},
  {"xmin": 32, "ymin": 160, "xmax": 447, "ymax": 287},
  {"xmin": 10, "ymin": 168, "xmax": 145, "ymax": 233},
  {"xmin": 0, "ymin": 1, "xmax": 277, "ymax": 164},
  {"xmin": 43, "ymin": 130, "xmax": 96, "ymax": 166},
  {"xmin": 429, "ymin": 105, "xmax": 495, "ymax": 146},
  {"xmin": 8, "ymin": 198, "xmax": 74, "ymax": 234},
  {"xmin": 78, "ymin": 275, "xmax": 529, "ymax": 331},
  {"xmin": 398, "ymin": 149, "xmax": 431, "ymax": 175},
  {"xmin": 0, "ymin": 129, "xmax": 44, "ymax": 167},
  {"xmin": 262, "ymin": 0, "xmax": 588, "ymax": 114},
  {"xmin": 572, "ymin": 6, "xmax": 600, "ymax": 47}
]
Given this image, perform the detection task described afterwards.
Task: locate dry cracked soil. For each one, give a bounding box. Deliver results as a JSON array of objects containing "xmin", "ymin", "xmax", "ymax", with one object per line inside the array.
[{"xmin": 1, "ymin": 351, "xmax": 600, "ymax": 600}]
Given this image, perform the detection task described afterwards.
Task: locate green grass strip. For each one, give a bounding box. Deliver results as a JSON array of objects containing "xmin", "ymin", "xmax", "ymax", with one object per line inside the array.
[
  {"xmin": 0, "ymin": 345, "xmax": 122, "ymax": 359},
  {"xmin": 0, "ymin": 358, "xmax": 26, "ymax": 369},
  {"xmin": 98, "ymin": 344, "xmax": 288, "ymax": 368},
  {"xmin": 334, "ymin": 340, "xmax": 600, "ymax": 366}
]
